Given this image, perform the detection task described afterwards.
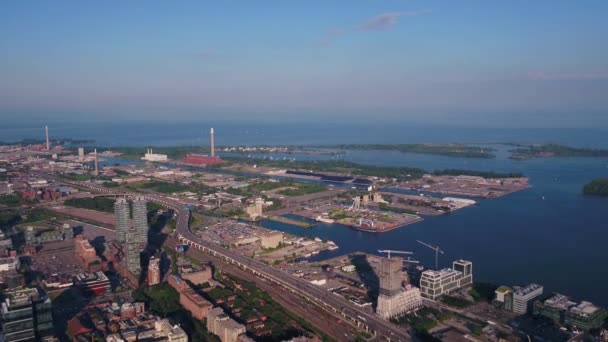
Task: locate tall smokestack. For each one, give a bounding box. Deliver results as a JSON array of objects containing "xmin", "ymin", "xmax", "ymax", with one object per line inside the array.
[
  {"xmin": 45, "ymin": 126, "xmax": 50, "ymax": 150},
  {"xmin": 210, "ymin": 128, "xmax": 215, "ymax": 157},
  {"xmin": 94, "ymin": 149, "xmax": 98, "ymax": 175}
]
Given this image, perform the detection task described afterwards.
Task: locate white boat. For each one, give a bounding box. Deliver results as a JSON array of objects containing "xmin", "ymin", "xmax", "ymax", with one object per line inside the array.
[{"xmin": 327, "ymin": 245, "xmax": 339, "ymax": 251}]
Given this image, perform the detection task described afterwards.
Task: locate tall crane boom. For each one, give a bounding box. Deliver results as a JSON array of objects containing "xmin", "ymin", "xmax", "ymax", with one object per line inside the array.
[
  {"xmin": 416, "ymin": 240, "xmax": 444, "ymax": 270},
  {"xmin": 378, "ymin": 250, "xmax": 413, "ymax": 259}
]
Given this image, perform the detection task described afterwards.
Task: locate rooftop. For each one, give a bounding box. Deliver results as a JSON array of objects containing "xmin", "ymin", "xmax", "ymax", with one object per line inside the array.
[
  {"xmin": 514, "ymin": 283, "xmax": 543, "ymax": 296},
  {"xmin": 570, "ymin": 301, "xmax": 602, "ymax": 317},
  {"xmin": 544, "ymin": 293, "xmax": 576, "ymax": 310},
  {"xmin": 495, "ymin": 286, "xmax": 512, "ymax": 294}
]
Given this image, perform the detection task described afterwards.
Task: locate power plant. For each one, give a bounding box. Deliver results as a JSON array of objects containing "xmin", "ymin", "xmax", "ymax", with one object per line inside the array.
[{"xmin": 182, "ymin": 127, "xmax": 222, "ymax": 166}]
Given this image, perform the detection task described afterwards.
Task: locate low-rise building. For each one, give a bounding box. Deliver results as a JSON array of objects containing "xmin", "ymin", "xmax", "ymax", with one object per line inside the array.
[
  {"xmin": 207, "ymin": 307, "xmax": 246, "ymax": 342},
  {"xmin": 181, "ymin": 266, "xmax": 212, "ymax": 285},
  {"xmin": 260, "ymin": 231, "xmax": 283, "ymax": 249},
  {"xmin": 419, "ymin": 260, "xmax": 473, "ymax": 300},
  {"xmin": 494, "ymin": 285, "xmax": 513, "ymax": 311},
  {"xmin": 180, "ymin": 289, "xmax": 213, "ymax": 320},
  {"xmin": 154, "ymin": 318, "xmax": 188, "ymax": 342},
  {"xmin": 512, "ymin": 283, "xmax": 543, "ymax": 314},
  {"xmin": 168, "ymin": 275, "xmax": 189, "ymax": 292},
  {"xmin": 534, "ymin": 294, "xmax": 608, "ymax": 331},
  {"xmin": 0, "ymin": 257, "xmax": 19, "ymax": 272},
  {"xmin": 74, "ymin": 271, "xmax": 111, "ymax": 296}
]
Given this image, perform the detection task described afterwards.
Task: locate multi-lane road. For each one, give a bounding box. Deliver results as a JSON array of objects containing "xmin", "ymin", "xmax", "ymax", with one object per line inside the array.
[{"xmin": 57, "ymin": 178, "xmax": 411, "ymax": 341}]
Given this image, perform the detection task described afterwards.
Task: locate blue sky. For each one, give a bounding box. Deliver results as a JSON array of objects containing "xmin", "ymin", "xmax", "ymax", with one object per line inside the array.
[{"xmin": 1, "ymin": 1, "xmax": 607, "ymax": 125}]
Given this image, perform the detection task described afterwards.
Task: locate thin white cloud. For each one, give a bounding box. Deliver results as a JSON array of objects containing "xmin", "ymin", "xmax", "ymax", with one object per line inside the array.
[
  {"xmin": 320, "ymin": 10, "xmax": 429, "ymax": 46},
  {"xmin": 529, "ymin": 72, "xmax": 608, "ymax": 81},
  {"xmin": 359, "ymin": 11, "xmax": 429, "ymax": 31}
]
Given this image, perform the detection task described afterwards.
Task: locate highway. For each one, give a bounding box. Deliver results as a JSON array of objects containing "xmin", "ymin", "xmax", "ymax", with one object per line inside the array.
[{"xmin": 56, "ymin": 178, "xmax": 411, "ymax": 341}]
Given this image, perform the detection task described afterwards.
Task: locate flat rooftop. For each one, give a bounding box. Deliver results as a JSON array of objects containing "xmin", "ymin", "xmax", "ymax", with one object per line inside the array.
[{"xmin": 514, "ymin": 283, "xmax": 543, "ymax": 296}]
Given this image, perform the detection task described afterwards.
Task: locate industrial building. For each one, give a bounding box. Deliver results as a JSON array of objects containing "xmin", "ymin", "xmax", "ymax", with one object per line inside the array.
[
  {"xmin": 207, "ymin": 307, "xmax": 247, "ymax": 342},
  {"xmin": 376, "ymin": 257, "xmax": 422, "ymax": 319},
  {"xmin": 246, "ymin": 197, "xmax": 264, "ymax": 220},
  {"xmin": 533, "ymin": 293, "xmax": 607, "ymax": 331},
  {"xmin": 183, "ymin": 153, "xmax": 223, "ymax": 166},
  {"xmin": 512, "ymin": 283, "xmax": 543, "ymax": 314},
  {"xmin": 419, "ymin": 259, "xmax": 473, "ymax": 300},
  {"xmin": 114, "ymin": 198, "xmax": 129, "ymax": 243},
  {"xmin": 260, "ymin": 231, "xmax": 284, "ymax": 249},
  {"xmin": 0, "ymin": 287, "xmax": 54, "ymax": 342},
  {"xmin": 142, "ymin": 148, "xmax": 168, "ymax": 162}
]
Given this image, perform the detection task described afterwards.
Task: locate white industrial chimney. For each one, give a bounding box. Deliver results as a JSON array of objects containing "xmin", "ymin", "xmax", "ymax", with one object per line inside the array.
[
  {"xmin": 210, "ymin": 128, "xmax": 215, "ymax": 157},
  {"xmin": 45, "ymin": 126, "xmax": 50, "ymax": 150}
]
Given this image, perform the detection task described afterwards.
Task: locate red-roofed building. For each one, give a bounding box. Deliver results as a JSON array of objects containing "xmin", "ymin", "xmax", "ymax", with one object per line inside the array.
[
  {"xmin": 67, "ymin": 316, "xmax": 92, "ymax": 339},
  {"xmin": 183, "ymin": 154, "xmax": 222, "ymax": 166}
]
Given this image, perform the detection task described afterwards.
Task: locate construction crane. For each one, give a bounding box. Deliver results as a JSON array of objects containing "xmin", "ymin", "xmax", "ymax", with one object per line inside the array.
[
  {"xmin": 378, "ymin": 250, "xmax": 413, "ymax": 259},
  {"xmin": 417, "ymin": 240, "xmax": 444, "ymax": 270},
  {"xmin": 403, "ymin": 257, "xmax": 420, "ymax": 264}
]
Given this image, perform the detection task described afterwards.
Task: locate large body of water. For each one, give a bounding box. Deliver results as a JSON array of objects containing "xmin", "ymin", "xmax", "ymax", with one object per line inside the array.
[{"xmin": 3, "ymin": 120, "xmax": 608, "ymax": 306}]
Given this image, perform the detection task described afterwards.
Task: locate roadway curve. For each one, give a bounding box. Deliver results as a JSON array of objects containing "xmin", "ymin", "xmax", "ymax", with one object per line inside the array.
[{"xmin": 60, "ymin": 179, "xmax": 411, "ymax": 341}]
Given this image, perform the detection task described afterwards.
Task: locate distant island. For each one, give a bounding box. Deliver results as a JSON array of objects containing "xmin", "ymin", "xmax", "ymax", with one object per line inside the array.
[
  {"xmin": 317, "ymin": 144, "xmax": 496, "ymax": 158},
  {"xmin": 510, "ymin": 143, "xmax": 608, "ymax": 160},
  {"xmin": 583, "ymin": 179, "xmax": 608, "ymax": 196}
]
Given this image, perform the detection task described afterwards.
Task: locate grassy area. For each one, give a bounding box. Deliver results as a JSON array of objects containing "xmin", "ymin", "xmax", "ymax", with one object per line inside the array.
[
  {"xmin": 125, "ymin": 180, "xmax": 215, "ymax": 196},
  {"xmin": 441, "ymin": 295, "xmax": 474, "ymax": 308},
  {"xmin": 512, "ymin": 143, "xmax": 608, "ymax": 158},
  {"xmin": 132, "ymin": 283, "xmax": 220, "ymax": 342},
  {"xmin": 470, "ymin": 282, "xmax": 499, "ymax": 302},
  {"xmin": 224, "ymin": 157, "xmax": 524, "ymax": 180},
  {"xmin": 322, "ymin": 144, "xmax": 496, "ymax": 158},
  {"xmin": 225, "ymin": 157, "xmax": 426, "ymax": 181},
  {"xmin": 260, "ymin": 242, "xmax": 287, "ymax": 254},
  {"xmin": 433, "ymin": 169, "xmax": 524, "ymax": 179},
  {"xmin": 225, "ymin": 179, "xmax": 289, "ymax": 197},
  {"xmin": 0, "ymin": 195, "xmax": 22, "ymax": 207},
  {"xmin": 127, "ymin": 180, "xmax": 190, "ymax": 193},
  {"xmin": 0, "ymin": 193, "xmax": 38, "ymax": 207},
  {"xmin": 277, "ymin": 182, "xmax": 327, "ymax": 196},
  {"xmin": 64, "ymin": 197, "xmax": 115, "ymax": 213},
  {"xmin": 209, "ymin": 272, "xmax": 324, "ymax": 341},
  {"xmin": 393, "ymin": 307, "xmax": 451, "ymax": 341}
]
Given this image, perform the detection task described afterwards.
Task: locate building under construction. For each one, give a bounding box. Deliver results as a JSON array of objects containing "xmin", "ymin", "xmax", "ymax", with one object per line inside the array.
[{"xmin": 376, "ymin": 257, "xmax": 422, "ymax": 319}]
